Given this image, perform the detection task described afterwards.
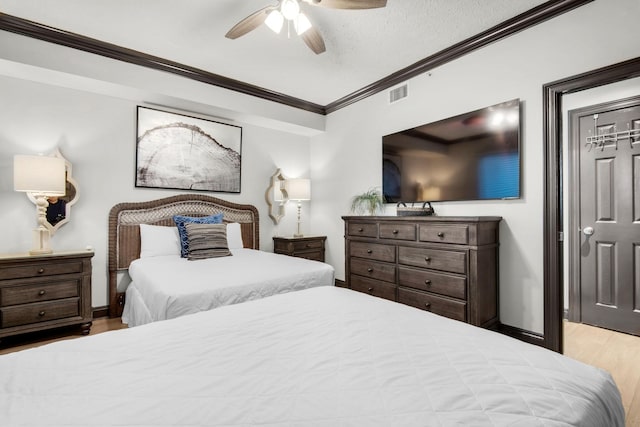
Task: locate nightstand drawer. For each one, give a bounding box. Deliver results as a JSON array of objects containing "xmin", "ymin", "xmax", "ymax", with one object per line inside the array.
[
  {"xmin": 0, "ymin": 261, "xmax": 84, "ymax": 281},
  {"xmin": 419, "ymin": 225, "xmax": 469, "ymax": 245},
  {"xmin": 291, "ymin": 239, "xmax": 323, "ymax": 251},
  {"xmin": 1, "ymin": 298, "xmax": 80, "ymax": 328},
  {"xmin": 350, "ymin": 241, "xmax": 395, "ymax": 263},
  {"xmin": 379, "ymin": 223, "xmax": 416, "ymax": 241},
  {"xmin": 350, "ymin": 275, "xmax": 396, "ymax": 301},
  {"xmin": 1, "ymin": 280, "xmax": 80, "ymax": 307},
  {"xmin": 398, "ymin": 246, "xmax": 466, "ymax": 274},
  {"xmin": 398, "ymin": 267, "xmax": 466, "ymax": 299},
  {"xmin": 398, "ymin": 288, "xmax": 466, "ymax": 322},
  {"xmin": 351, "ymin": 258, "xmax": 396, "ymax": 283},
  {"xmin": 347, "ymin": 222, "xmax": 378, "ymax": 238}
]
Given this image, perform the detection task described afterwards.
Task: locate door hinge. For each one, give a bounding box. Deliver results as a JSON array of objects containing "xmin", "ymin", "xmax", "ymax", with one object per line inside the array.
[{"xmin": 558, "ymin": 231, "xmax": 564, "ymax": 242}]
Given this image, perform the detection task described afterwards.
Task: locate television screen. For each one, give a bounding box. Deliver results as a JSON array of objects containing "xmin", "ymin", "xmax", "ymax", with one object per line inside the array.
[{"xmin": 382, "ymin": 99, "xmax": 521, "ymax": 203}]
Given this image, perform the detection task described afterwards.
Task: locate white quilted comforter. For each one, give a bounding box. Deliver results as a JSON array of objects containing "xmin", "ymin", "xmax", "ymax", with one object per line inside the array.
[
  {"xmin": 123, "ymin": 248, "xmax": 335, "ymax": 326},
  {"xmin": 0, "ymin": 287, "xmax": 624, "ymax": 426}
]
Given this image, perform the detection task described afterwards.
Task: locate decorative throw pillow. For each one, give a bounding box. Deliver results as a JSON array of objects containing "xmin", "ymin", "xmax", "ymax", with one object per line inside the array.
[
  {"xmin": 139, "ymin": 224, "xmax": 181, "ymax": 258},
  {"xmin": 173, "ymin": 213, "xmax": 224, "ymax": 257},
  {"xmin": 184, "ymin": 223, "xmax": 231, "ymax": 260}
]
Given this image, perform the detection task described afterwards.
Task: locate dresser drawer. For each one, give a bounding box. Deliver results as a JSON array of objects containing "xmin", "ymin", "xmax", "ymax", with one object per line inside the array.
[
  {"xmin": 350, "ymin": 275, "xmax": 396, "ymax": 301},
  {"xmin": 274, "ymin": 239, "xmax": 324, "ymax": 252},
  {"xmin": 0, "ymin": 260, "xmax": 84, "ymax": 281},
  {"xmin": 398, "ymin": 246, "xmax": 466, "ymax": 274},
  {"xmin": 350, "ymin": 241, "xmax": 395, "ymax": 263},
  {"xmin": 0, "ymin": 280, "xmax": 79, "ymax": 307},
  {"xmin": 379, "ymin": 223, "xmax": 416, "ymax": 241},
  {"xmin": 350, "ymin": 258, "xmax": 396, "ymax": 283},
  {"xmin": 419, "ymin": 225, "xmax": 469, "ymax": 245},
  {"xmin": 347, "ymin": 222, "xmax": 378, "ymax": 238},
  {"xmin": 1, "ymin": 298, "xmax": 80, "ymax": 328},
  {"xmin": 398, "ymin": 267, "xmax": 466, "ymax": 299},
  {"xmin": 398, "ymin": 288, "xmax": 466, "ymax": 322}
]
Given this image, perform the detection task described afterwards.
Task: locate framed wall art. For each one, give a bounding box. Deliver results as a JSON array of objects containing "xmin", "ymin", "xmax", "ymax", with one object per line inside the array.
[{"xmin": 135, "ymin": 106, "xmax": 242, "ymax": 193}]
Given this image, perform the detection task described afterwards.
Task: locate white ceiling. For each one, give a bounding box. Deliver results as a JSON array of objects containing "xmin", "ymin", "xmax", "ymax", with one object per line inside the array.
[{"xmin": 0, "ymin": 0, "xmax": 549, "ymax": 106}]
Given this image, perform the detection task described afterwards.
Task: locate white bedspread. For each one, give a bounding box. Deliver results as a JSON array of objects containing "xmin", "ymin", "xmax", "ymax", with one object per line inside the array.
[
  {"xmin": 123, "ymin": 248, "xmax": 334, "ymax": 326},
  {"xmin": 0, "ymin": 287, "xmax": 624, "ymax": 426}
]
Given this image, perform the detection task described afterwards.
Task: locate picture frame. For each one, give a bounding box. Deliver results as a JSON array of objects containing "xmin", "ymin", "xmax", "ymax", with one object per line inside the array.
[{"xmin": 135, "ymin": 106, "xmax": 242, "ymax": 193}]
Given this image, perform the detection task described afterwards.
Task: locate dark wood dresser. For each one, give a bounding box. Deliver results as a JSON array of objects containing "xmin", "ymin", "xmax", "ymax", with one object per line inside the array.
[
  {"xmin": 0, "ymin": 250, "xmax": 93, "ymax": 342},
  {"xmin": 273, "ymin": 236, "xmax": 326, "ymax": 262},
  {"xmin": 343, "ymin": 216, "xmax": 501, "ymax": 328}
]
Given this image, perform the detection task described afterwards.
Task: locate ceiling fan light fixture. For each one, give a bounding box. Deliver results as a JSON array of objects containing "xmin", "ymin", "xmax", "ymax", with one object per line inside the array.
[
  {"xmin": 265, "ymin": 10, "xmax": 284, "ymax": 33},
  {"xmin": 281, "ymin": 0, "xmax": 300, "ymax": 20},
  {"xmin": 295, "ymin": 13, "xmax": 312, "ymax": 35}
]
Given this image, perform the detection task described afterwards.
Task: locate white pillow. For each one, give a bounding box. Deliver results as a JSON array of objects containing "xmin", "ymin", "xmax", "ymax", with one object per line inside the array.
[
  {"xmin": 139, "ymin": 224, "xmax": 181, "ymax": 258},
  {"xmin": 226, "ymin": 222, "xmax": 244, "ymax": 249}
]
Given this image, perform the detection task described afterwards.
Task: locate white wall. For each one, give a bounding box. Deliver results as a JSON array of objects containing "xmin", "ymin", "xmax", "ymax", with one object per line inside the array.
[
  {"xmin": 0, "ymin": 74, "xmax": 315, "ymax": 308},
  {"xmin": 310, "ymin": 0, "xmax": 640, "ymax": 334}
]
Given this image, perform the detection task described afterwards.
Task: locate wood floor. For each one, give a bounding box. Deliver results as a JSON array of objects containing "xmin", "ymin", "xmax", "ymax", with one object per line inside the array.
[
  {"xmin": 564, "ymin": 320, "xmax": 640, "ymax": 427},
  {"xmin": 0, "ymin": 318, "xmax": 637, "ymax": 425}
]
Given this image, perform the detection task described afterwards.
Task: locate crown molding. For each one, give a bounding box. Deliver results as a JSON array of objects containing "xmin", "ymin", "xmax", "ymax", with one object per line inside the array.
[{"xmin": 0, "ymin": 0, "xmax": 592, "ymax": 116}]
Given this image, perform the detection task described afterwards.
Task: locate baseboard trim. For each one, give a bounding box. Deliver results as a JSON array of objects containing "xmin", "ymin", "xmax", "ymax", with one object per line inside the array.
[
  {"xmin": 496, "ymin": 323, "xmax": 545, "ymax": 347},
  {"xmin": 92, "ymin": 306, "xmax": 109, "ymax": 319}
]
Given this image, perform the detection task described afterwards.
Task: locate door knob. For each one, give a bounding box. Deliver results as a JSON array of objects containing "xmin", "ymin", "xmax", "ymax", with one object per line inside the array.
[{"xmin": 583, "ymin": 226, "xmax": 594, "ymax": 236}]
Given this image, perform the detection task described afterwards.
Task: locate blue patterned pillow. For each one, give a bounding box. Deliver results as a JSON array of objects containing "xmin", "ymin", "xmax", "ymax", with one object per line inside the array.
[{"xmin": 173, "ymin": 213, "xmax": 224, "ymax": 257}]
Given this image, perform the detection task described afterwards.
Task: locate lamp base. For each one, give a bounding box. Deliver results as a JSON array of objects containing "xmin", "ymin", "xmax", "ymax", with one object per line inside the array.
[
  {"xmin": 293, "ymin": 233, "xmax": 304, "ymax": 238},
  {"xmin": 30, "ymin": 226, "xmax": 52, "ymax": 255}
]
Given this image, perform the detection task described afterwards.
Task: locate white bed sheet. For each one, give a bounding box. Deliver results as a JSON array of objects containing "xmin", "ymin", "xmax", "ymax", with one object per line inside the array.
[
  {"xmin": 0, "ymin": 287, "xmax": 624, "ymax": 426},
  {"xmin": 122, "ymin": 248, "xmax": 335, "ymax": 326}
]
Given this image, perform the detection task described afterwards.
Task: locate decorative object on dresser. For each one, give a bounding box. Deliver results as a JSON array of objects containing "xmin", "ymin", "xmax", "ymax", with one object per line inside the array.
[
  {"xmin": 343, "ymin": 216, "xmax": 501, "ymax": 328},
  {"xmin": 0, "ymin": 250, "xmax": 93, "ymax": 343},
  {"xmin": 13, "ymin": 154, "xmax": 66, "ymax": 255},
  {"xmin": 349, "ymin": 188, "xmax": 384, "ymax": 215},
  {"xmin": 273, "ymin": 235, "xmax": 326, "ymax": 262}
]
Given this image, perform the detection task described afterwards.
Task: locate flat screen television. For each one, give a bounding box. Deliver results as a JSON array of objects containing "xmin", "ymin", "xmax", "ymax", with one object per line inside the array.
[{"xmin": 382, "ymin": 98, "xmax": 521, "ymax": 203}]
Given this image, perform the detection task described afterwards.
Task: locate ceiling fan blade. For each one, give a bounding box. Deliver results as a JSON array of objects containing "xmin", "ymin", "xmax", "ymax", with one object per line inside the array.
[
  {"xmin": 301, "ymin": 27, "xmax": 326, "ymax": 54},
  {"xmin": 225, "ymin": 6, "xmax": 274, "ymax": 39},
  {"xmin": 303, "ymin": 0, "xmax": 386, "ymax": 9}
]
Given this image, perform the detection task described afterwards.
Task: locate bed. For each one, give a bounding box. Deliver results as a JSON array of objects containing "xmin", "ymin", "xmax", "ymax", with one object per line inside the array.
[
  {"xmin": 0, "ymin": 286, "xmax": 624, "ymax": 426},
  {"xmin": 108, "ymin": 194, "xmax": 334, "ymax": 325}
]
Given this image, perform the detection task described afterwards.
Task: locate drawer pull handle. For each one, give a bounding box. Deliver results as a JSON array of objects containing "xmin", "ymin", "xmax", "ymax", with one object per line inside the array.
[
  {"xmin": 437, "ymin": 232, "xmax": 444, "ymax": 238},
  {"xmin": 367, "ymin": 249, "xmax": 373, "ymax": 254},
  {"xmin": 424, "ymin": 303, "xmax": 431, "ymax": 310},
  {"xmin": 367, "ymin": 268, "xmax": 373, "ymax": 273},
  {"xmin": 306, "ymin": 244, "xmax": 311, "ymax": 248},
  {"xmin": 367, "ymin": 287, "xmax": 374, "ymax": 292},
  {"xmin": 38, "ymin": 311, "xmax": 46, "ymax": 317},
  {"xmin": 38, "ymin": 290, "xmax": 46, "ymax": 296},
  {"xmin": 424, "ymin": 257, "xmax": 431, "ymax": 262},
  {"xmin": 424, "ymin": 279, "xmax": 431, "ymax": 286},
  {"xmin": 37, "ymin": 268, "xmax": 45, "ymax": 274},
  {"xmin": 392, "ymin": 230, "xmax": 399, "ymax": 234},
  {"xmin": 358, "ymin": 228, "xmax": 364, "ymax": 232}
]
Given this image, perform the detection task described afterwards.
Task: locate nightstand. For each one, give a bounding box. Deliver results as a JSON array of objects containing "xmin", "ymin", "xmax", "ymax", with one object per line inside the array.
[
  {"xmin": 0, "ymin": 250, "xmax": 94, "ymax": 342},
  {"xmin": 273, "ymin": 236, "xmax": 326, "ymax": 262}
]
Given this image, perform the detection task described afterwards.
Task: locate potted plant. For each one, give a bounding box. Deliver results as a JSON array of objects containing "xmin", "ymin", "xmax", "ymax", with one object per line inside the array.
[{"xmin": 350, "ymin": 188, "xmax": 385, "ymax": 215}]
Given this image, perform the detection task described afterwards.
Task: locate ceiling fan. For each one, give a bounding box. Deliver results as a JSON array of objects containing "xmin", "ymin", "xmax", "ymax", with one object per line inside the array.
[{"xmin": 225, "ymin": 0, "xmax": 387, "ymax": 55}]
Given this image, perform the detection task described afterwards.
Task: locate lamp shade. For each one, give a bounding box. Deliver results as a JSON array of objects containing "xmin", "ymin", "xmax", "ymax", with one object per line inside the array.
[
  {"xmin": 285, "ymin": 178, "xmax": 310, "ymax": 201},
  {"xmin": 14, "ymin": 155, "xmax": 66, "ymax": 196}
]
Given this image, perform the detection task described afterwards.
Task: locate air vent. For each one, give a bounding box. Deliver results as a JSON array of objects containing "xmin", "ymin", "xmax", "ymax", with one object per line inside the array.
[{"xmin": 389, "ymin": 84, "xmax": 408, "ymax": 104}]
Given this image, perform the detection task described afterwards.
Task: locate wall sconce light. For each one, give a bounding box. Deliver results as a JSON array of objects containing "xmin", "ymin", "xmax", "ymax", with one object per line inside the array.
[
  {"xmin": 14, "ymin": 154, "xmax": 66, "ymax": 255},
  {"xmin": 284, "ymin": 178, "xmax": 311, "ymax": 237}
]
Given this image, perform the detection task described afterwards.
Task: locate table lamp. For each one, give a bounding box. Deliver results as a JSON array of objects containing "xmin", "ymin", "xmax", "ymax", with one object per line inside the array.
[
  {"xmin": 285, "ymin": 178, "xmax": 310, "ymax": 237},
  {"xmin": 14, "ymin": 155, "xmax": 66, "ymax": 255}
]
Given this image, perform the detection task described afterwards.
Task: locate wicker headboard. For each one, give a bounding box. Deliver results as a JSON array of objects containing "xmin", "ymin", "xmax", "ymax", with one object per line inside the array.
[{"xmin": 107, "ymin": 194, "xmax": 259, "ymax": 317}]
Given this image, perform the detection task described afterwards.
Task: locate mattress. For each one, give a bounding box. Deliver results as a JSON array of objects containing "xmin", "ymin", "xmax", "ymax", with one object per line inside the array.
[
  {"xmin": 122, "ymin": 248, "xmax": 335, "ymax": 326},
  {"xmin": 0, "ymin": 287, "xmax": 624, "ymax": 426}
]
